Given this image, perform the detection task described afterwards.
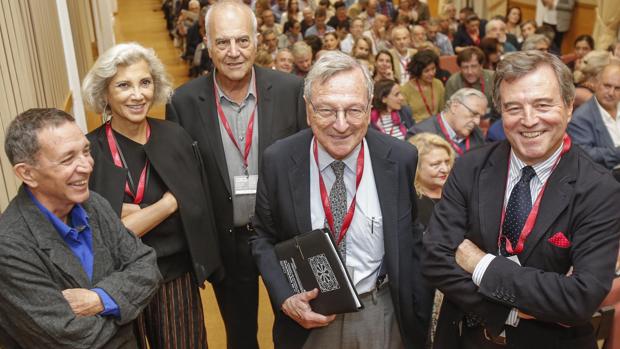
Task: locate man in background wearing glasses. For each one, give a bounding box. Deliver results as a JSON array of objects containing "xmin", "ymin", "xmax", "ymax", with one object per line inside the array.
[
  {"xmin": 409, "ymin": 88, "xmax": 487, "ymax": 157},
  {"xmin": 166, "ymin": 1, "xmax": 307, "ymax": 348},
  {"xmin": 250, "ymin": 51, "xmax": 431, "ymax": 349}
]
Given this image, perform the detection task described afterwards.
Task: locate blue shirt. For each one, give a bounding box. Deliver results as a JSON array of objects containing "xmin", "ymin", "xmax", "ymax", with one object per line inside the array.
[{"xmin": 27, "ymin": 189, "xmax": 120, "ymax": 318}]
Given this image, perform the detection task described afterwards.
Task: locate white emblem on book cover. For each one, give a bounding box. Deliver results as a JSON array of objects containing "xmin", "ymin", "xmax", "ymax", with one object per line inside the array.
[{"xmin": 308, "ymin": 253, "xmax": 340, "ymax": 292}]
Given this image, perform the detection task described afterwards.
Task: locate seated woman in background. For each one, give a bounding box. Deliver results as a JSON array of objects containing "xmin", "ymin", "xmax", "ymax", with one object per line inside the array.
[
  {"xmin": 520, "ymin": 19, "xmax": 537, "ymax": 43},
  {"xmin": 351, "ymin": 36, "xmax": 374, "ymax": 73},
  {"xmin": 568, "ymin": 35, "xmax": 594, "ymax": 71},
  {"xmin": 373, "ymin": 49, "xmax": 396, "ymax": 82},
  {"xmin": 401, "ymin": 50, "xmax": 445, "ymax": 123},
  {"xmin": 573, "ymin": 50, "xmax": 614, "ymax": 109},
  {"xmin": 82, "ymin": 42, "xmax": 222, "ymax": 349},
  {"xmin": 408, "ymin": 132, "xmax": 454, "ymax": 231},
  {"xmin": 370, "ymin": 79, "xmax": 413, "ymax": 140},
  {"xmin": 505, "ymin": 6, "xmax": 523, "ymax": 43},
  {"xmin": 407, "ymin": 132, "xmax": 455, "ymax": 347},
  {"xmin": 479, "ymin": 37, "xmax": 503, "ymax": 71},
  {"xmin": 322, "ymin": 31, "xmax": 341, "ymax": 51}
]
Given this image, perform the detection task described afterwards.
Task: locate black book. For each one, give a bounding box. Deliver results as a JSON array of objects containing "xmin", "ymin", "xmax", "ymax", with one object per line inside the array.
[{"xmin": 274, "ymin": 228, "xmax": 363, "ymax": 315}]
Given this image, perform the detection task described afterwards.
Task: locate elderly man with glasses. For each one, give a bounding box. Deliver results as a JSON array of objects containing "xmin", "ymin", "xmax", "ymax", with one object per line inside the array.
[
  {"xmin": 250, "ymin": 51, "xmax": 431, "ymax": 349},
  {"xmin": 408, "ymin": 87, "xmax": 487, "ymax": 157}
]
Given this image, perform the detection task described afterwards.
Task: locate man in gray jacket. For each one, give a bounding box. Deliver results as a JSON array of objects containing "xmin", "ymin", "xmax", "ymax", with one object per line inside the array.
[{"xmin": 0, "ymin": 108, "xmax": 161, "ymax": 348}]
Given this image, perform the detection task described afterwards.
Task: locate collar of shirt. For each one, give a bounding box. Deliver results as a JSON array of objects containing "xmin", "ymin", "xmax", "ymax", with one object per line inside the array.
[
  {"xmin": 440, "ymin": 112, "xmax": 464, "ymax": 143},
  {"xmin": 595, "ymin": 96, "xmax": 620, "ymax": 123},
  {"xmin": 316, "ymin": 141, "xmax": 362, "ymax": 176},
  {"xmin": 26, "ymin": 187, "xmax": 90, "ymax": 241},
  {"xmin": 508, "ymin": 141, "xmax": 563, "ymax": 185},
  {"xmin": 213, "ymin": 67, "xmax": 257, "ymax": 107}
]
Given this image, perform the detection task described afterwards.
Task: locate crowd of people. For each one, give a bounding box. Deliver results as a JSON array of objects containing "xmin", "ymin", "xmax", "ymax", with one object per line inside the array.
[{"xmin": 2, "ymin": 0, "xmax": 620, "ymax": 348}]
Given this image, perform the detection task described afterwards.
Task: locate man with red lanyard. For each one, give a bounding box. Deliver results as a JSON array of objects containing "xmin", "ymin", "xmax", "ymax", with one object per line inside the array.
[
  {"xmin": 424, "ymin": 50, "xmax": 620, "ymax": 348},
  {"xmin": 444, "ymin": 47, "xmax": 494, "ymax": 107},
  {"xmin": 166, "ymin": 1, "xmax": 307, "ymax": 348},
  {"xmin": 250, "ymin": 51, "xmax": 431, "ymax": 349},
  {"xmin": 408, "ymin": 88, "xmax": 487, "ymax": 157},
  {"xmin": 388, "ymin": 25, "xmax": 416, "ymax": 84}
]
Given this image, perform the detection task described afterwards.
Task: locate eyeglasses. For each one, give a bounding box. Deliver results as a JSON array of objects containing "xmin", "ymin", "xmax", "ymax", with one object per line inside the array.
[
  {"xmin": 459, "ymin": 101, "xmax": 484, "ymax": 119},
  {"xmin": 309, "ymin": 101, "xmax": 369, "ymax": 122},
  {"xmin": 214, "ymin": 36, "xmax": 253, "ymax": 50}
]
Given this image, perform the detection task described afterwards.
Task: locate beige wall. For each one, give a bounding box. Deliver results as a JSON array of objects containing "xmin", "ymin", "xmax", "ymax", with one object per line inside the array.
[{"xmin": 0, "ymin": 0, "xmax": 96, "ymax": 211}]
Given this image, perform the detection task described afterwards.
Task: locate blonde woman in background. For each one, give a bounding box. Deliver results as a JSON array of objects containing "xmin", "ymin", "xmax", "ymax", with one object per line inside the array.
[
  {"xmin": 408, "ymin": 132, "xmax": 455, "ymax": 348},
  {"xmin": 573, "ymin": 50, "xmax": 615, "ymax": 109}
]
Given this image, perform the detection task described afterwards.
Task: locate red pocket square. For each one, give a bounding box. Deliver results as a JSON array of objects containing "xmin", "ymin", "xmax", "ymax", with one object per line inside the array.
[{"xmin": 548, "ymin": 232, "xmax": 571, "ymax": 248}]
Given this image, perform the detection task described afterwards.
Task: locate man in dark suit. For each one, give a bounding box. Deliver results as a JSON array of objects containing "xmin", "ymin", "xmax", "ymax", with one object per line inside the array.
[
  {"xmin": 568, "ymin": 62, "xmax": 620, "ymax": 172},
  {"xmin": 408, "ymin": 87, "xmax": 487, "ymax": 157},
  {"xmin": 250, "ymin": 51, "xmax": 430, "ymax": 349},
  {"xmin": 165, "ymin": 1, "xmax": 306, "ymax": 348},
  {"xmin": 423, "ymin": 51, "xmax": 620, "ymax": 348},
  {"xmin": 0, "ymin": 108, "xmax": 161, "ymax": 348}
]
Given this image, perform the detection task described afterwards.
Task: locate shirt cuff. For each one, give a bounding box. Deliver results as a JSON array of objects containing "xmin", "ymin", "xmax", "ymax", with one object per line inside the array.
[
  {"xmin": 472, "ymin": 254, "xmax": 495, "ymax": 286},
  {"xmin": 505, "ymin": 308, "xmax": 521, "ymax": 327},
  {"xmin": 92, "ymin": 288, "xmax": 121, "ymax": 318}
]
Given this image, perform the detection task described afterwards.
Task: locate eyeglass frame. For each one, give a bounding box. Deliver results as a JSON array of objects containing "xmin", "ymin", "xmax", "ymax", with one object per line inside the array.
[
  {"xmin": 458, "ymin": 100, "xmax": 484, "ymax": 120},
  {"xmin": 308, "ymin": 100, "xmax": 371, "ymax": 123}
]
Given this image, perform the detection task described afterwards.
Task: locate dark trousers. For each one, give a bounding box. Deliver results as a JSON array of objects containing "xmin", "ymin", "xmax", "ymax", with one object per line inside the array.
[
  {"xmin": 213, "ymin": 226, "xmax": 260, "ymax": 349},
  {"xmin": 137, "ymin": 272, "xmax": 207, "ymax": 349}
]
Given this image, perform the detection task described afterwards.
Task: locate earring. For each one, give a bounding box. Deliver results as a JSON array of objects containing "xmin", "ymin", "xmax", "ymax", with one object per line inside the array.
[{"xmin": 102, "ymin": 102, "xmax": 111, "ymax": 124}]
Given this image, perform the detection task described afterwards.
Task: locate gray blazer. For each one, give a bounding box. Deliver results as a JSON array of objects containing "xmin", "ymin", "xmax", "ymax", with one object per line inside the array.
[
  {"xmin": 0, "ymin": 187, "xmax": 162, "ymax": 349},
  {"xmin": 568, "ymin": 96, "xmax": 620, "ymax": 169}
]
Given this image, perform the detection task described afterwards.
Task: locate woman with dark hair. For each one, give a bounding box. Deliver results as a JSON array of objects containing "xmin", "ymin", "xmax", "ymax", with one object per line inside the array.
[
  {"xmin": 373, "ymin": 49, "xmax": 397, "ymax": 82},
  {"xmin": 370, "ymin": 79, "xmax": 413, "ymax": 140},
  {"xmin": 479, "ymin": 37, "xmax": 503, "ymax": 70},
  {"xmin": 278, "ymin": 20, "xmax": 303, "ymax": 49},
  {"xmin": 568, "ymin": 34, "xmax": 595, "ymax": 71},
  {"xmin": 401, "ymin": 50, "xmax": 445, "ymax": 122},
  {"xmin": 505, "ymin": 6, "xmax": 523, "ymax": 42},
  {"xmin": 322, "ymin": 31, "xmax": 341, "ymax": 50}
]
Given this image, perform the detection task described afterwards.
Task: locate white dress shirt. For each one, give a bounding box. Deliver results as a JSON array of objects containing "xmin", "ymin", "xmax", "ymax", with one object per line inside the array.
[{"xmin": 309, "ymin": 138, "xmax": 384, "ymax": 294}]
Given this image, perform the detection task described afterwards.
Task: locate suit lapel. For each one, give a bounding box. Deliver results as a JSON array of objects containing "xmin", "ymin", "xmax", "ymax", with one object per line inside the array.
[
  {"xmin": 200, "ymin": 74, "xmax": 231, "ymax": 194},
  {"xmin": 591, "ymin": 100, "xmax": 616, "ymax": 149},
  {"xmin": 289, "ymin": 130, "xmax": 313, "ymax": 234},
  {"xmin": 255, "ymin": 67, "xmax": 274, "ymax": 167},
  {"xmin": 478, "ymin": 142, "xmax": 510, "ymax": 253},
  {"xmin": 366, "ymin": 131, "xmax": 399, "ymax": 286},
  {"xmin": 16, "ymin": 188, "xmax": 90, "ymax": 288},
  {"xmin": 519, "ymin": 148, "xmax": 576, "ymax": 263}
]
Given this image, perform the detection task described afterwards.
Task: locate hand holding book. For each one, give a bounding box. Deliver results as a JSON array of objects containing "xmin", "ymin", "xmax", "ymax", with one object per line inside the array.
[{"xmin": 281, "ymin": 288, "xmax": 336, "ymax": 329}]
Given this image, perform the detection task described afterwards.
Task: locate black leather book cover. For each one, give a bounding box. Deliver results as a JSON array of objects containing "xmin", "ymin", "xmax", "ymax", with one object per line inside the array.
[{"xmin": 275, "ymin": 228, "xmax": 363, "ymax": 315}]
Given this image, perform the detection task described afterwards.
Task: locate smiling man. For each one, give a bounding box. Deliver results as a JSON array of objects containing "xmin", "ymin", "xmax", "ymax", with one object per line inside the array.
[
  {"xmin": 166, "ymin": 1, "xmax": 307, "ymax": 348},
  {"xmin": 250, "ymin": 51, "xmax": 431, "ymax": 349},
  {"xmin": 0, "ymin": 108, "xmax": 160, "ymax": 348},
  {"xmin": 423, "ymin": 51, "xmax": 620, "ymax": 348}
]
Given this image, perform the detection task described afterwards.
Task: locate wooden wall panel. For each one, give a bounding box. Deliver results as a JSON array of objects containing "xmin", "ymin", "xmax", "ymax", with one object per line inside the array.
[{"xmin": 509, "ymin": 0, "xmax": 597, "ymax": 54}]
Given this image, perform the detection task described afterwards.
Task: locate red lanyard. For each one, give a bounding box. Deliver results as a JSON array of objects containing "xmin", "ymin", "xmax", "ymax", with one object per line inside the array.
[
  {"xmin": 437, "ymin": 114, "xmax": 469, "ymax": 156},
  {"xmin": 465, "ymin": 77, "xmax": 485, "ymax": 94},
  {"xmin": 214, "ymin": 79, "xmax": 257, "ymax": 169},
  {"xmin": 415, "ymin": 79, "xmax": 435, "ymax": 116},
  {"xmin": 498, "ymin": 134, "xmax": 572, "ymax": 254},
  {"xmin": 313, "ymin": 139, "xmax": 365, "ymax": 246},
  {"xmin": 105, "ymin": 122, "xmax": 151, "ymax": 204}
]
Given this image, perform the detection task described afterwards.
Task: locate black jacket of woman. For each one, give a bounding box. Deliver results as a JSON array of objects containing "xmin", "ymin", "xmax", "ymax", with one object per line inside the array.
[{"xmin": 88, "ymin": 117, "xmax": 224, "ymax": 285}]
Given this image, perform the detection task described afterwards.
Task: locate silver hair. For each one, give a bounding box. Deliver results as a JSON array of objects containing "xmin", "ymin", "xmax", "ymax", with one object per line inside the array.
[
  {"xmin": 82, "ymin": 42, "xmax": 172, "ymax": 115},
  {"xmin": 303, "ymin": 51, "xmax": 374, "ymax": 104},
  {"xmin": 492, "ymin": 50, "xmax": 575, "ymax": 112},
  {"xmin": 444, "ymin": 87, "xmax": 487, "ymax": 112},
  {"xmin": 204, "ymin": 0, "xmax": 258, "ymax": 49},
  {"xmin": 485, "ymin": 18, "xmax": 504, "ymax": 34},
  {"xmin": 520, "ymin": 34, "xmax": 551, "ymax": 51},
  {"xmin": 291, "ymin": 41, "xmax": 312, "ymax": 58}
]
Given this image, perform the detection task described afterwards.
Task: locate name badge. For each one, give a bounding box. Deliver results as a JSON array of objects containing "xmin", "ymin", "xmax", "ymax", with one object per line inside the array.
[{"xmin": 234, "ymin": 175, "xmax": 258, "ymax": 195}]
